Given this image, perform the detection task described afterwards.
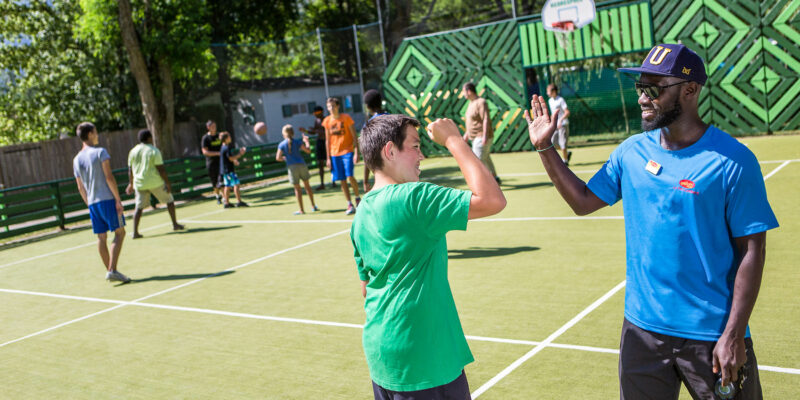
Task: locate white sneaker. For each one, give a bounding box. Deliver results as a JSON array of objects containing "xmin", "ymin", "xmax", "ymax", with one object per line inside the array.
[{"xmin": 106, "ymin": 270, "xmax": 131, "ymax": 283}]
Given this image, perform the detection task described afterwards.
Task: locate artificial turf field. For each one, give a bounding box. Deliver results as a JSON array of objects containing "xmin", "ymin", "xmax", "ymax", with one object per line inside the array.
[{"xmin": 1, "ymin": 134, "xmax": 798, "ymax": 399}]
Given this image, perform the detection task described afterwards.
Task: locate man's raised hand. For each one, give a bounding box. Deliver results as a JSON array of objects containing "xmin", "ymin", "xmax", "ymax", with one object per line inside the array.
[{"xmin": 523, "ymin": 95, "xmax": 560, "ymax": 150}]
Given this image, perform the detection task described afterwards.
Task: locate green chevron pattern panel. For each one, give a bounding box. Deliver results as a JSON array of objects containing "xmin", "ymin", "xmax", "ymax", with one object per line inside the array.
[
  {"xmin": 520, "ymin": 1, "xmax": 654, "ymax": 67},
  {"xmin": 382, "ymin": 0, "xmax": 798, "ymax": 154},
  {"xmin": 383, "ymin": 20, "xmax": 529, "ymax": 155},
  {"xmin": 652, "ymin": 0, "xmax": 800, "ymax": 134}
]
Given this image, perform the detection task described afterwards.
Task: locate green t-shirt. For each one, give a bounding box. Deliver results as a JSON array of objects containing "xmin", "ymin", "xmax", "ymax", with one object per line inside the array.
[
  {"xmin": 127, "ymin": 143, "xmax": 164, "ymax": 190},
  {"xmin": 350, "ymin": 181, "xmax": 473, "ymax": 391}
]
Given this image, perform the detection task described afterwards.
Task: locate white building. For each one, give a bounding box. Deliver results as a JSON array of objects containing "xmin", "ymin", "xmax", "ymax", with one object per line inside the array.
[{"xmin": 198, "ymin": 78, "xmax": 368, "ymax": 147}]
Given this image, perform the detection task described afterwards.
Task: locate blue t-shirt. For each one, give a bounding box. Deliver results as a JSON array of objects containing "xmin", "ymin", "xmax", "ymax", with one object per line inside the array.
[
  {"xmin": 220, "ymin": 144, "xmax": 235, "ymax": 174},
  {"xmin": 587, "ymin": 126, "xmax": 778, "ymax": 341},
  {"xmin": 73, "ymin": 147, "xmax": 115, "ymax": 205},
  {"xmin": 278, "ymin": 138, "xmax": 306, "ymax": 166}
]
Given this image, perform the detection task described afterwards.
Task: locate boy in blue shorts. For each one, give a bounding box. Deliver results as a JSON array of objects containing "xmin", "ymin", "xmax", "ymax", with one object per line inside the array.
[
  {"xmin": 351, "ymin": 115, "xmax": 506, "ymax": 399},
  {"xmin": 322, "ymin": 97, "xmax": 360, "ymax": 214},
  {"xmin": 219, "ymin": 132, "xmax": 248, "ymax": 209},
  {"xmin": 73, "ymin": 122, "xmax": 131, "ymax": 283},
  {"xmin": 276, "ymin": 124, "xmax": 318, "ymax": 215}
]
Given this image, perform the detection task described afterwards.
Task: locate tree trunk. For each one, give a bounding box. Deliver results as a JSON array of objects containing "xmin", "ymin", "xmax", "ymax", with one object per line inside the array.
[
  {"xmin": 211, "ymin": 46, "xmax": 236, "ymax": 144},
  {"xmin": 157, "ymin": 58, "xmax": 175, "ymax": 158},
  {"xmin": 117, "ymin": 0, "xmax": 162, "ymax": 145},
  {"xmin": 386, "ymin": 1, "xmax": 411, "ymax": 60}
]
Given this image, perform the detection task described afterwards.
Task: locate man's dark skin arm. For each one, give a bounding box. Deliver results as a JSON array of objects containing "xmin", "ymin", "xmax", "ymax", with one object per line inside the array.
[{"xmin": 713, "ymin": 231, "xmax": 768, "ymax": 385}]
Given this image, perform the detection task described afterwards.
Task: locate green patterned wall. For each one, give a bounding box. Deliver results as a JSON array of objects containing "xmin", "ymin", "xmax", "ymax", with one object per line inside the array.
[
  {"xmin": 382, "ymin": 0, "xmax": 800, "ymax": 156},
  {"xmin": 520, "ymin": 1, "xmax": 654, "ymax": 67},
  {"xmin": 652, "ymin": 0, "xmax": 800, "ymax": 134},
  {"xmin": 383, "ymin": 20, "xmax": 528, "ymax": 155}
]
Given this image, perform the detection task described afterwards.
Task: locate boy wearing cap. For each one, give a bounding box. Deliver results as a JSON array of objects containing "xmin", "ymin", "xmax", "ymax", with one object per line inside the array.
[
  {"xmin": 352, "ymin": 115, "xmax": 505, "ymax": 399},
  {"xmin": 525, "ymin": 43, "xmax": 777, "ymax": 399}
]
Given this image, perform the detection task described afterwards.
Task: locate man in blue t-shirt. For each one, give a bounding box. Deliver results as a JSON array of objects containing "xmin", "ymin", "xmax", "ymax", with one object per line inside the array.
[
  {"xmin": 524, "ymin": 44, "xmax": 777, "ymax": 399},
  {"xmin": 73, "ymin": 122, "xmax": 131, "ymax": 283}
]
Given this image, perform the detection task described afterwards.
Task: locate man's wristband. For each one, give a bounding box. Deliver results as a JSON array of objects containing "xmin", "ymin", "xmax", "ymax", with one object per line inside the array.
[{"xmin": 535, "ymin": 143, "xmax": 554, "ymax": 152}]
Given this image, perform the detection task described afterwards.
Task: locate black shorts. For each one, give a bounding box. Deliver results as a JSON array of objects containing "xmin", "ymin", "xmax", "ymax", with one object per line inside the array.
[
  {"xmin": 372, "ymin": 370, "xmax": 470, "ymax": 400},
  {"xmin": 315, "ymin": 139, "xmax": 327, "ymax": 162},
  {"xmin": 619, "ymin": 318, "xmax": 762, "ymax": 400},
  {"xmin": 206, "ymin": 160, "xmax": 221, "ymax": 188}
]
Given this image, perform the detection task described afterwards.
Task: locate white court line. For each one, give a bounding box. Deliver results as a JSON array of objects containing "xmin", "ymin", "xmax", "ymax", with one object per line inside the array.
[
  {"xmin": 3, "ymin": 287, "xmax": 799, "ymax": 375},
  {"xmin": 185, "ymin": 216, "xmax": 624, "ymax": 225},
  {"xmin": 0, "ymin": 229, "xmax": 350, "ymax": 348},
  {"xmin": 0, "ymin": 208, "xmax": 225, "ymax": 270},
  {"xmin": 763, "ymin": 160, "xmax": 792, "ymax": 181},
  {"xmin": 471, "ymin": 280, "xmax": 628, "ymax": 398}
]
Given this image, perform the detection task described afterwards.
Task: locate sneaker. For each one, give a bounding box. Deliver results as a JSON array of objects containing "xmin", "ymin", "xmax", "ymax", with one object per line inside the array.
[
  {"xmin": 216, "ymin": 195, "xmax": 222, "ymax": 205},
  {"xmin": 312, "ymin": 205, "xmax": 319, "ymax": 212},
  {"xmin": 566, "ymin": 151, "xmax": 573, "ymax": 165},
  {"xmin": 237, "ymin": 202, "xmax": 249, "ymax": 207},
  {"xmin": 355, "ymin": 197, "xmax": 361, "ymax": 207},
  {"xmin": 106, "ymin": 270, "xmax": 131, "ymax": 283},
  {"xmin": 345, "ymin": 204, "xmax": 356, "ymax": 215},
  {"xmin": 293, "ymin": 210, "xmax": 304, "ymax": 215},
  {"xmin": 224, "ymin": 203, "xmax": 235, "ymax": 209}
]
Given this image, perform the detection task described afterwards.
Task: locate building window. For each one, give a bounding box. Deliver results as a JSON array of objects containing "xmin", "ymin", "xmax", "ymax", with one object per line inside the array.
[{"xmin": 282, "ymin": 104, "xmax": 292, "ymax": 118}]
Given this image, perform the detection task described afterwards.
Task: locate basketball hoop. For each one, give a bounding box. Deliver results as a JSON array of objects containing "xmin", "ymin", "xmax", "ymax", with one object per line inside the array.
[
  {"xmin": 551, "ymin": 21, "xmax": 576, "ymax": 51},
  {"xmin": 541, "ymin": 0, "xmax": 596, "ymax": 52}
]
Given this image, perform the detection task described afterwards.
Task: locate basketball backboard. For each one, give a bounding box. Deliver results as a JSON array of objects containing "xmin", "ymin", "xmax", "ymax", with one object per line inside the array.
[{"xmin": 542, "ymin": 0, "xmax": 597, "ymax": 32}]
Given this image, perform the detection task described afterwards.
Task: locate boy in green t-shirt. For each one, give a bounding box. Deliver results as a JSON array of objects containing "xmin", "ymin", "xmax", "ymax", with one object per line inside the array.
[{"xmin": 351, "ymin": 115, "xmax": 506, "ymax": 398}]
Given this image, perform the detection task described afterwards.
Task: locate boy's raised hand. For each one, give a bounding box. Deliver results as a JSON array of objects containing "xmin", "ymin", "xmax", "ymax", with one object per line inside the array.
[
  {"xmin": 523, "ymin": 95, "xmax": 560, "ymax": 150},
  {"xmin": 426, "ymin": 118, "xmax": 461, "ymax": 147}
]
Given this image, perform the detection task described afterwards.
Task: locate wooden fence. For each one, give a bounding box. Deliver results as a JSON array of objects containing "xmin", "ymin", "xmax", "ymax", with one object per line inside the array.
[
  {"xmin": 0, "ymin": 122, "xmax": 202, "ymax": 189},
  {"xmin": 0, "ymin": 139, "xmax": 319, "ymax": 240}
]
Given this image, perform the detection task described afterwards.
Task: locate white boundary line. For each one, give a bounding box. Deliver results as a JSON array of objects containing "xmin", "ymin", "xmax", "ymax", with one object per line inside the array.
[
  {"xmin": 763, "ymin": 160, "xmax": 792, "ymax": 181},
  {"xmin": 0, "ymin": 208, "xmax": 225, "ymax": 270},
  {"xmin": 0, "ymin": 228, "xmax": 350, "ymax": 348},
  {"xmin": 471, "ymin": 280, "xmax": 628, "ymax": 398},
  {"xmin": 183, "ymin": 216, "xmax": 624, "ymax": 225},
  {"xmin": 3, "ymin": 287, "xmax": 798, "ymax": 376}
]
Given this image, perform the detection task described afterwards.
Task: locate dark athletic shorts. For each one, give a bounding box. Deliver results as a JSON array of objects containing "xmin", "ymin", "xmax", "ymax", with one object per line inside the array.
[
  {"xmin": 206, "ymin": 159, "xmax": 221, "ymax": 188},
  {"xmin": 316, "ymin": 138, "xmax": 327, "ymax": 162},
  {"xmin": 619, "ymin": 318, "xmax": 762, "ymax": 400},
  {"xmin": 372, "ymin": 370, "xmax": 471, "ymax": 400}
]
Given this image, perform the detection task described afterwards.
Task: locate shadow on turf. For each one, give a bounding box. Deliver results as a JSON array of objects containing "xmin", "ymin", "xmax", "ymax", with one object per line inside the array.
[
  {"xmin": 144, "ymin": 225, "xmax": 241, "ymax": 238},
  {"xmin": 448, "ymin": 246, "xmax": 540, "ymax": 259},
  {"xmin": 500, "ymin": 181, "xmax": 553, "ymax": 191},
  {"xmin": 127, "ymin": 270, "xmax": 235, "ymax": 284}
]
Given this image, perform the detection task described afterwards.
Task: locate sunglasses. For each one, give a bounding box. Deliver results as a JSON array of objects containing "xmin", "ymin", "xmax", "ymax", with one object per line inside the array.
[{"xmin": 635, "ymin": 81, "xmax": 688, "ymax": 100}]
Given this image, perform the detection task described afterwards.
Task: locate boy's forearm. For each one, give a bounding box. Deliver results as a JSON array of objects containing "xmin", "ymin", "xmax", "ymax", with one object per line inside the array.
[{"xmin": 446, "ymin": 136, "xmax": 496, "ymax": 196}]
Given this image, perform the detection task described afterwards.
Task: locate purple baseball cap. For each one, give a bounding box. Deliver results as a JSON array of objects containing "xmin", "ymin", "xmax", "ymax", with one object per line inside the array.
[{"xmin": 618, "ymin": 43, "xmax": 707, "ymax": 85}]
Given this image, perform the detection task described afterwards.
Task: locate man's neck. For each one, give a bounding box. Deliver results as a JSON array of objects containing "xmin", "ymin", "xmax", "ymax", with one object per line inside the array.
[
  {"xmin": 467, "ymin": 94, "xmax": 478, "ymax": 102},
  {"xmin": 81, "ymin": 142, "xmax": 93, "ymax": 151},
  {"xmin": 331, "ymin": 111, "xmax": 341, "ymax": 118},
  {"xmin": 660, "ymin": 117, "xmax": 708, "ymax": 151}
]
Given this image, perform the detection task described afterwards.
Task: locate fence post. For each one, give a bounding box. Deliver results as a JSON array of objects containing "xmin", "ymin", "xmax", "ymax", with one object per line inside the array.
[
  {"xmin": 353, "ymin": 24, "xmax": 366, "ymax": 117},
  {"xmin": 53, "ymin": 181, "xmax": 66, "ymax": 230},
  {"xmin": 317, "ymin": 27, "xmax": 330, "ymax": 99},
  {"xmin": 0, "ymin": 192, "xmax": 7, "ymax": 233}
]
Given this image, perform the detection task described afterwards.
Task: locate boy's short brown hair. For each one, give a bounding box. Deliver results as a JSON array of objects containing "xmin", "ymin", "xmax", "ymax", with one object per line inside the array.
[
  {"xmin": 359, "ymin": 114, "xmax": 420, "ymax": 172},
  {"xmin": 326, "ymin": 97, "xmax": 340, "ymax": 107},
  {"xmin": 219, "ymin": 131, "xmax": 231, "ymax": 143},
  {"xmin": 76, "ymin": 122, "xmax": 96, "ymax": 142}
]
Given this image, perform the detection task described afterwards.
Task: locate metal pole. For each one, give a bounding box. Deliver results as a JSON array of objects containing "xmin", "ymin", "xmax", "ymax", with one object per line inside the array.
[
  {"xmin": 317, "ymin": 27, "xmax": 330, "ymax": 99},
  {"xmin": 376, "ymin": 0, "xmax": 387, "ymax": 67},
  {"xmin": 511, "ymin": 0, "xmax": 517, "ymax": 19},
  {"xmin": 353, "ymin": 25, "xmax": 366, "ymax": 117}
]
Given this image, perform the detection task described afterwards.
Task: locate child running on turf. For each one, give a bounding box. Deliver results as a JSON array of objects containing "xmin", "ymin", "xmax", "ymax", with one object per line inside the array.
[
  {"xmin": 276, "ymin": 124, "xmax": 318, "ymax": 215},
  {"xmin": 219, "ymin": 132, "xmax": 248, "ymax": 208},
  {"xmin": 351, "ymin": 115, "xmax": 506, "ymax": 398},
  {"xmin": 322, "ymin": 97, "xmax": 360, "ymax": 214}
]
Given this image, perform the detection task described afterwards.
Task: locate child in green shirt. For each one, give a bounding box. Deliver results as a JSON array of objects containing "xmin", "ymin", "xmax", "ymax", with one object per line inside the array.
[{"xmin": 351, "ymin": 115, "xmax": 506, "ymax": 398}]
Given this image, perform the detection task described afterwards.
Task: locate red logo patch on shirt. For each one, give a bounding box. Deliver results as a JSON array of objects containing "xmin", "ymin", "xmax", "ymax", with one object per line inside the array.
[{"xmin": 679, "ymin": 179, "xmax": 695, "ymax": 189}]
